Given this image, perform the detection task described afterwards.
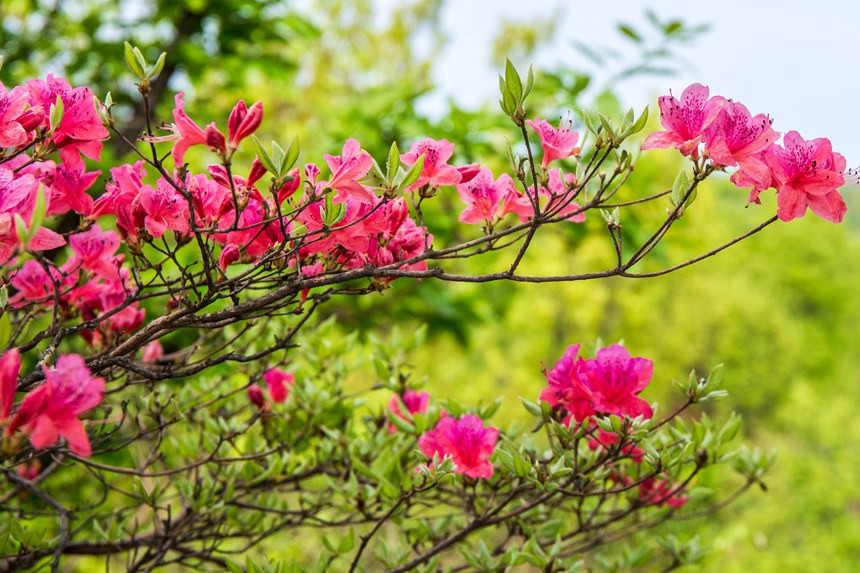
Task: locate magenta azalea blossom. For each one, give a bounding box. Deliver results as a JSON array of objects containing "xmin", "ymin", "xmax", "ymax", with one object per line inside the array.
[
  {"xmin": 0, "ymin": 167, "xmax": 65, "ymax": 262},
  {"xmin": 140, "ymin": 178, "xmax": 191, "ymax": 238},
  {"xmin": 0, "ymin": 349, "xmax": 20, "ymax": 421},
  {"xmin": 765, "ymin": 131, "xmax": 847, "ymax": 223},
  {"xmin": 323, "ymin": 139, "xmax": 375, "ymax": 204},
  {"xmin": 0, "ymin": 86, "xmax": 33, "ymax": 148},
  {"xmin": 26, "ymin": 75, "xmax": 109, "ymax": 169},
  {"xmin": 8, "ymin": 260, "xmax": 62, "ymax": 307},
  {"xmin": 401, "ymin": 138, "xmax": 462, "ymax": 190},
  {"xmin": 418, "ymin": 414, "xmax": 498, "ymax": 479},
  {"xmin": 641, "ymin": 83, "xmax": 726, "ymax": 157},
  {"xmin": 639, "ymin": 477, "xmax": 689, "ymax": 509},
  {"xmin": 704, "ymin": 100, "xmax": 777, "ymax": 191},
  {"xmin": 44, "ymin": 164, "xmax": 100, "ymax": 217},
  {"xmin": 455, "ymin": 167, "xmax": 516, "ymax": 224},
  {"xmin": 540, "ymin": 344, "xmax": 595, "ymax": 424},
  {"xmin": 526, "ymin": 118, "xmax": 580, "ymax": 168},
  {"xmin": 263, "ymin": 369, "xmax": 294, "ymax": 404},
  {"xmin": 387, "ymin": 390, "xmax": 430, "ymax": 431},
  {"xmin": 7, "ymin": 354, "xmax": 105, "ymax": 456},
  {"xmin": 582, "ymin": 344, "xmax": 653, "ymax": 420},
  {"xmin": 540, "ymin": 344, "xmax": 653, "ymax": 424},
  {"xmin": 169, "ymin": 92, "xmax": 207, "ymax": 167},
  {"xmin": 65, "ymin": 224, "xmax": 122, "ymax": 280}
]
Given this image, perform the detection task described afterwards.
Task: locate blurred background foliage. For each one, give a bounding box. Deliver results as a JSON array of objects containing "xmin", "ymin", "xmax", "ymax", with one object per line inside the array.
[{"xmin": 2, "ymin": 0, "xmax": 859, "ymax": 571}]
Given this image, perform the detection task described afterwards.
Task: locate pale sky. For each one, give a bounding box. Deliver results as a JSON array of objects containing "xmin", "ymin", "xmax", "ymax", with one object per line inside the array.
[{"xmin": 401, "ymin": 0, "xmax": 860, "ymax": 163}]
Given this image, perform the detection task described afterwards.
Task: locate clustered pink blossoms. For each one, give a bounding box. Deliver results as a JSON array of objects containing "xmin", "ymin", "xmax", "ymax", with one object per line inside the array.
[
  {"xmin": 642, "ymin": 83, "xmax": 850, "ymax": 223},
  {"xmin": 539, "ymin": 343, "xmax": 687, "ymax": 508},
  {"xmin": 1, "ymin": 350, "xmax": 105, "ymax": 457},
  {"xmin": 418, "ymin": 414, "xmax": 499, "ymax": 479}
]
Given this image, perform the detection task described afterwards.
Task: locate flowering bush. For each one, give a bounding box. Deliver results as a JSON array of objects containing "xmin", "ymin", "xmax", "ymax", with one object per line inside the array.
[{"xmin": 0, "ymin": 45, "xmax": 848, "ymax": 571}]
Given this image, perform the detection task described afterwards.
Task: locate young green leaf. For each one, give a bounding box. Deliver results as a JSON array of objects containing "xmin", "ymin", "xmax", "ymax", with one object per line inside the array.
[
  {"xmin": 123, "ymin": 42, "xmax": 146, "ymax": 78},
  {"xmin": 400, "ymin": 154, "xmax": 424, "ymax": 189}
]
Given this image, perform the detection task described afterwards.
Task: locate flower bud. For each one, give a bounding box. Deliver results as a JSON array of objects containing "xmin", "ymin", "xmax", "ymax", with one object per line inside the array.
[
  {"xmin": 228, "ymin": 100, "xmax": 263, "ymax": 149},
  {"xmin": 247, "ymin": 384, "xmax": 266, "ymax": 409},
  {"xmin": 219, "ymin": 244, "xmax": 241, "ymax": 272},
  {"xmin": 205, "ymin": 123, "xmax": 226, "ymax": 155}
]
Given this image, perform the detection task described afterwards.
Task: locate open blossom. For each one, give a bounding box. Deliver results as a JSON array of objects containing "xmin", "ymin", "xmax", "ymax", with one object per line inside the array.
[
  {"xmin": 140, "ymin": 178, "xmax": 191, "ymax": 238},
  {"xmin": 641, "ymin": 83, "xmax": 725, "ymax": 157},
  {"xmin": 455, "ymin": 167, "xmax": 517, "ymax": 224},
  {"xmin": 581, "ymin": 344, "xmax": 653, "ymax": 420},
  {"xmin": 64, "ymin": 224, "xmax": 122, "ymax": 280},
  {"xmin": 704, "ymin": 100, "xmax": 777, "ymax": 190},
  {"xmin": 0, "ymin": 349, "xmax": 21, "ymax": 420},
  {"xmin": 540, "ymin": 344, "xmax": 653, "ymax": 424},
  {"xmin": 43, "ymin": 164, "xmax": 100, "ymax": 217},
  {"xmin": 168, "ymin": 92, "xmax": 207, "ymax": 166},
  {"xmin": 323, "ymin": 139, "xmax": 374, "ymax": 204},
  {"xmin": 387, "ymin": 390, "xmax": 430, "ymax": 431},
  {"xmin": 7, "ymin": 354, "xmax": 105, "ymax": 456},
  {"xmin": 0, "ymin": 85, "xmax": 33, "ymax": 148},
  {"xmin": 526, "ymin": 118, "xmax": 580, "ymax": 168},
  {"xmin": 765, "ymin": 131, "xmax": 847, "ymax": 223},
  {"xmin": 8, "ymin": 260, "xmax": 62, "ymax": 307},
  {"xmin": 418, "ymin": 414, "xmax": 498, "ymax": 479},
  {"xmin": 0, "ymin": 166, "xmax": 66, "ymax": 262},
  {"xmin": 263, "ymin": 369, "xmax": 294, "ymax": 403},
  {"xmin": 26, "ymin": 74, "xmax": 109, "ymax": 169},
  {"xmin": 401, "ymin": 138, "xmax": 462, "ymax": 190}
]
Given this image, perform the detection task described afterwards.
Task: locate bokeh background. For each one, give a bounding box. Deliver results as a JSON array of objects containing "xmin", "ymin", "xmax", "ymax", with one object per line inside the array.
[{"xmin": 3, "ymin": 0, "xmax": 858, "ymax": 570}]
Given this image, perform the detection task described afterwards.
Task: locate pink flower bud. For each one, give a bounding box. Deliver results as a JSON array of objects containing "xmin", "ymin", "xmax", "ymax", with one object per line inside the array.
[
  {"xmin": 142, "ymin": 341, "xmax": 164, "ymax": 363},
  {"xmin": 219, "ymin": 244, "xmax": 241, "ymax": 272},
  {"xmin": 228, "ymin": 100, "xmax": 263, "ymax": 149},
  {"xmin": 247, "ymin": 158, "xmax": 267, "ymax": 187},
  {"xmin": 277, "ymin": 168, "xmax": 302, "ymax": 203},
  {"xmin": 205, "ymin": 123, "xmax": 226, "ymax": 155},
  {"xmin": 16, "ymin": 460, "xmax": 41, "ymax": 481},
  {"xmin": 247, "ymin": 384, "xmax": 266, "ymax": 409},
  {"xmin": 263, "ymin": 368, "xmax": 293, "ymax": 404},
  {"xmin": 456, "ymin": 163, "xmax": 481, "ymax": 183}
]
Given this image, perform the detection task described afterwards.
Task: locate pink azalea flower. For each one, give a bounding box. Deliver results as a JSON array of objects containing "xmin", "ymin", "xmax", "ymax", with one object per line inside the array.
[
  {"xmin": 418, "ymin": 414, "xmax": 498, "ymax": 479},
  {"xmin": 0, "ymin": 86, "xmax": 33, "ymax": 148},
  {"xmin": 400, "ymin": 138, "xmax": 462, "ymax": 190},
  {"xmin": 263, "ymin": 369, "xmax": 294, "ymax": 404},
  {"xmin": 526, "ymin": 118, "xmax": 580, "ymax": 168},
  {"xmin": 26, "ymin": 75, "xmax": 109, "ymax": 169},
  {"xmin": 582, "ymin": 344, "xmax": 653, "ymax": 420},
  {"xmin": 227, "ymin": 100, "xmax": 263, "ymax": 149},
  {"xmin": 142, "ymin": 341, "xmax": 164, "ymax": 363},
  {"xmin": 544, "ymin": 169, "xmax": 585, "ymax": 222},
  {"xmin": 387, "ymin": 390, "xmax": 430, "ymax": 432},
  {"xmin": 322, "ymin": 139, "xmax": 375, "ymax": 204},
  {"xmin": 0, "ymin": 167, "xmax": 65, "ymax": 262},
  {"xmin": 43, "ymin": 164, "xmax": 100, "ymax": 217},
  {"xmin": 169, "ymin": 92, "xmax": 207, "ymax": 167},
  {"xmin": 540, "ymin": 344, "xmax": 595, "ymax": 424},
  {"xmin": 140, "ymin": 178, "xmax": 191, "ymax": 238},
  {"xmin": 185, "ymin": 172, "xmax": 230, "ymax": 226},
  {"xmin": 639, "ymin": 477, "xmax": 689, "ymax": 509},
  {"xmin": 7, "ymin": 354, "xmax": 105, "ymax": 456},
  {"xmin": 92, "ymin": 161, "xmax": 150, "ymax": 245},
  {"xmin": 8, "ymin": 260, "xmax": 62, "ymax": 307},
  {"xmin": 641, "ymin": 83, "xmax": 726, "ymax": 158},
  {"xmin": 764, "ymin": 131, "xmax": 847, "ymax": 223},
  {"xmin": 64, "ymin": 225, "xmax": 122, "ymax": 280},
  {"xmin": 455, "ymin": 167, "xmax": 516, "ymax": 224},
  {"xmin": 0, "ymin": 349, "xmax": 21, "ymax": 421},
  {"xmin": 704, "ymin": 100, "xmax": 777, "ymax": 190}
]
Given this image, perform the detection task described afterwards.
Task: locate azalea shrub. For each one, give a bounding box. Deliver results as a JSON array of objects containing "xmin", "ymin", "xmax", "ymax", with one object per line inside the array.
[{"xmin": 0, "ymin": 45, "xmax": 850, "ymax": 572}]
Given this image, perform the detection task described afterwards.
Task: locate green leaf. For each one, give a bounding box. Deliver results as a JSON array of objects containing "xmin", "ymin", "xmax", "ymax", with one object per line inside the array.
[
  {"xmin": 523, "ymin": 64, "xmax": 535, "ymax": 100},
  {"xmin": 500, "ymin": 82, "xmax": 517, "ymax": 116},
  {"xmin": 619, "ymin": 24, "xmax": 642, "ymax": 43},
  {"xmin": 123, "ymin": 42, "xmax": 146, "ymax": 78},
  {"xmin": 519, "ymin": 397, "xmax": 542, "ymax": 417},
  {"xmin": 49, "ymin": 95, "xmax": 64, "ymax": 133},
  {"xmin": 338, "ymin": 528, "xmax": 355, "ymax": 553},
  {"xmin": 505, "ymin": 58, "xmax": 523, "ymax": 101},
  {"xmin": 148, "ymin": 52, "xmax": 167, "ymax": 80},
  {"xmin": 251, "ymin": 136, "xmax": 276, "ymax": 174},
  {"xmin": 13, "ymin": 214, "xmax": 28, "ymax": 249},
  {"xmin": 671, "ymin": 169, "xmax": 691, "ymax": 208},
  {"xmin": 0, "ymin": 285, "xmax": 7, "ymax": 309},
  {"xmin": 400, "ymin": 154, "xmax": 424, "ymax": 189},
  {"xmin": 284, "ymin": 135, "xmax": 300, "ymax": 173},
  {"xmin": 623, "ymin": 105, "xmax": 649, "ymax": 138},
  {"xmin": 0, "ymin": 313, "xmax": 11, "ymax": 349},
  {"xmin": 386, "ymin": 141, "xmax": 400, "ymax": 183},
  {"xmin": 28, "ymin": 186, "xmax": 46, "ymax": 243}
]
